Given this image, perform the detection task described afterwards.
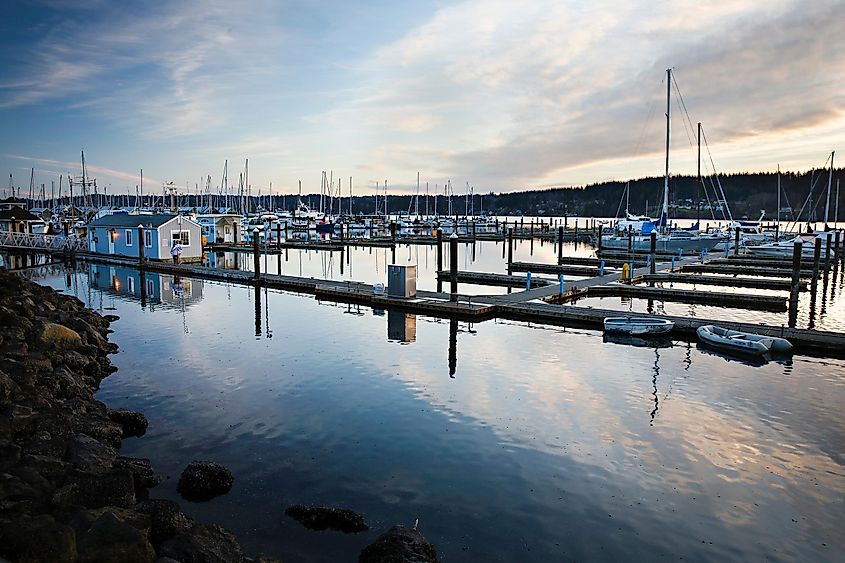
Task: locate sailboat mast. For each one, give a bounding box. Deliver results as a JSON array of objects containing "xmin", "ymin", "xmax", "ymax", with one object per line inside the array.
[
  {"xmin": 662, "ymin": 68, "xmax": 671, "ymax": 233},
  {"xmin": 696, "ymin": 122, "xmax": 701, "ymax": 226},
  {"xmin": 777, "ymin": 164, "xmax": 781, "ymax": 226},
  {"xmin": 824, "ymin": 150, "xmax": 835, "ymax": 226}
]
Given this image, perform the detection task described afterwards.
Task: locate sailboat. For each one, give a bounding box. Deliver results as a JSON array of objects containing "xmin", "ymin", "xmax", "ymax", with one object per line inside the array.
[{"xmin": 600, "ymin": 69, "xmax": 722, "ymax": 254}]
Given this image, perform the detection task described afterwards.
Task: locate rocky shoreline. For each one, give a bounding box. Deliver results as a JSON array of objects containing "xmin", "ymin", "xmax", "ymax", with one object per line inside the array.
[{"xmin": 0, "ymin": 270, "xmax": 437, "ymax": 562}]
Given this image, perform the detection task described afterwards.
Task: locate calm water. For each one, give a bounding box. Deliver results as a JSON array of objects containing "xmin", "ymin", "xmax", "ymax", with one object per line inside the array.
[{"xmin": 25, "ymin": 263, "xmax": 845, "ymax": 562}]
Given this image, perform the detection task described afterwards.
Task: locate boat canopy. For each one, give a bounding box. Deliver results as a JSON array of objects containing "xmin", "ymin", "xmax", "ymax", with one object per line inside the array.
[{"xmin": 640, "ymin": 221, "xmax": 658, "ymax": 235}]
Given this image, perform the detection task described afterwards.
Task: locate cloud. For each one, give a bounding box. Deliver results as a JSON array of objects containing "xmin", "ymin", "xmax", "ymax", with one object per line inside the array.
[
  {"xmin": 318, "ymin": 0, "xmax": 844, "ymax": 190},
  {"xmin": 0, "ymin": 0, "xmax": 842, "ymax": 193},
  {"xmin": 4, "ymin": 154, "xmax": 162, "ymax": 187}
]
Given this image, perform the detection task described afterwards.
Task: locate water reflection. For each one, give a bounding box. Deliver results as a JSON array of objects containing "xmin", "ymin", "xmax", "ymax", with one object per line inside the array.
[
  {"xmin": 88, "ymin": 263, "xmax": 204, "ymax": 311},
  {"xmin": 29, "ymin": 267, "xmax": 845, "ymax": 563},
  {"xmin": 387, "ymin": 310, "xmax": 416, "ymax": 344}
]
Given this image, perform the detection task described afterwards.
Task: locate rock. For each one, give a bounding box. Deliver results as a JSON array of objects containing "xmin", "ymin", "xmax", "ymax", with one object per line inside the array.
[
  {"xmin": 77, "ymin": 511, "xmax": 156, "ymax": 563},
  {"xmin": 41, "ymin": 322, "xmax": 82, "ymax": 350},
  {"xmin": 109, "ymin": 408, "xmax": 149, "ymax": 437},
  {"xmin": 359, "ymin": 525, "xmax": 439, "ymax": 563},
  {"xmin": 115, "ymin": 456, "xmax": 162, "ymax": 491},
  {"xmin": 177, "ymin": 461, "xmax": 234, "ymax": 502},
  {"xmin": 79, "ymin": 415, "xmax": 124, "ymax": 448},
  {"xmin": 159, "ymin": 524, "xmax": 244, "ymax": 563},
  {"xmin": 137, "ymin": 499, "xmax": 194, "ymax": 549},
  {"xmin": 74, "ymin": 468, "xmax": 136, "ymax": 508},
  {"xmin": 285, "ymin": 504, "xmax": 369, "ymax": 533},
  {"xmin": 0, "ymin": 440, "xmax": 21, "ymax": 471},
  {"xmin": 104, "ymin": 314, "xmax": 120, "ymax": 323},
  {"xmin": 0, "ymin": 369, "xmax": 21, "ymax": 401},
  {"xmin": 65, "ymin": 433, "xmax": 118, "ymax": 471},
  {"xmin": 0, "ymin": 514, "xmax": 77, "ymax": 562}
]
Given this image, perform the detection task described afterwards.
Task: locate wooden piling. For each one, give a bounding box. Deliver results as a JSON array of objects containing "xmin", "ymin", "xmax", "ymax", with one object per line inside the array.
[
  {"xmin": 557, "ymin": 226, "xmax": 564, "ymax": 264},
  {"xmin": 507, "ymin": 227, "xmax": 514, "ymax": 273},
  {"xmin": 252, "ymin": 230, "xmax": 260, "ymax": 280},
  {"xmin": 649, "ymin": 231, "xmax": 656, "ymax": 275},
  {"xmin": 734, "ymin": 226, "xmax": 740, "ymax": 256},
  {"xmin": 450, "ymin": 233, "xmax": 458, "ymax": 301},
  {"xmin": 137, "ymin": 226, "xmax": 145, "ymax": 265}
]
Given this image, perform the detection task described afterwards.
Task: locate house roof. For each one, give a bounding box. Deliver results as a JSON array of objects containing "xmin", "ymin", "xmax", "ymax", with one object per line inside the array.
[
  {"xmin": 0, "ymin": 208, "xmax": 41, "ymax": 221},
  {"xmin": 89, "ymin": 214, "xmax": 181, "ymax": 228}
]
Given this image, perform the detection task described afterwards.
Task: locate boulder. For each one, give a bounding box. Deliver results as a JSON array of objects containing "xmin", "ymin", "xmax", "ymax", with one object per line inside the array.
[
  {"xmin": 0, "ymin": 514, "xmax": 77, "ymax": 562},
  {"xmin": 159, "ymin": 524, "xmax": 244, "ymax": 563},
  {"xmin": 41, "ymin": 322, "xmax": 82, "ymax": 350},
  {"xmin": 359, "ymin": 525, "xmax": 438, "ymax": 563},
  {"xmin": 74, "ymin": 468, "xmax": 136, "ymax": 508},
  {"xmin": 285, "ymin": 504, "xmax": 369, "ymax": 533},
  {"xmin": 109, "ymin": 408, "xmax": 149, "ymax": 438},
  {"xmin": 177, "ymin": 461, "xmax": 234, "ymax": 502},
  {"xmin": 65, "ymin": 433, "xmax": 118, "ymax": 471},
  {"xmin": 115, "ymin": 456, "xmax": 162, "ymax": 491},
  {"xmin": 77, "ymin": 511, "xmax": 156, "ymax": 563},
  {"xmin": 137, "ymin": 499, "xmax": 194, "ymax": 549}
]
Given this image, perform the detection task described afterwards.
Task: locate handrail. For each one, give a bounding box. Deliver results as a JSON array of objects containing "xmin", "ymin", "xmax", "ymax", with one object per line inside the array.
[{"xmin": 0, "ymin": 231, "xmax": 87, "ymax": 252}]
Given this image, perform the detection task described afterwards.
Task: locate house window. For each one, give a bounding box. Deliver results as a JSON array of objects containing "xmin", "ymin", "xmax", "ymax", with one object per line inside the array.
[
  {"xmin": 225, "ymin": 226, "xmax": 231, "ymax": 235},
  {"xmin": 144, "ymin": 230, "xmax": 152, "ymax": 247},
  {"xmin": 125, "ymin": 229, "xmax": 133, "ymax": 246},
  {"xmin": 171, "ymin": 230, "xmax": 190, "ymax": 246}
]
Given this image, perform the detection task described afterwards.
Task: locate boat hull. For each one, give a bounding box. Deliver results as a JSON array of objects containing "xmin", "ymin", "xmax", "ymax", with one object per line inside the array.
[{"xmin": 603, "ymin": 317, "xmax": 674, "ymax": 336}]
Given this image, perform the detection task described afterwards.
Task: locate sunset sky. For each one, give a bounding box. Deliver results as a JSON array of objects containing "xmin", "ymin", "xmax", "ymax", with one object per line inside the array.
[{"xmin": 1, "ymin": 0, "xmax": 842, "ymax": 196}]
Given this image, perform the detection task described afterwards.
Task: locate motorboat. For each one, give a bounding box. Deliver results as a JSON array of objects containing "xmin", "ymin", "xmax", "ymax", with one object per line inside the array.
[
  {"xmin": 603, "ymin": 316, "xmax": 674, "ymax": 336},
  {"xmin": 696, "ymin": 325, "xmax": 793, "ymax": 356}
]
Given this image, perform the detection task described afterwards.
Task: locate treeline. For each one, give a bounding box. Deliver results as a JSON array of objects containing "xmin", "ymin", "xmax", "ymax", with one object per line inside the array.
[
  {"xmin": 15, "ymin": 168, "xmax": 844, "ymax": 220},
  {"xmin": 375, "ymin": 168, "xmax": 843, "ymax": 219}
]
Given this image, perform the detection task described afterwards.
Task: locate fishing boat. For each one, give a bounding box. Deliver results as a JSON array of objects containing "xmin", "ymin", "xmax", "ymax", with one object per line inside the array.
[
  {"xmin": 603, "ymin": 317, "xmax": 674, "ymax": 336},
  {"xmin": 696, "ymin": 325, "xmax": 793, "ymax": 356}
]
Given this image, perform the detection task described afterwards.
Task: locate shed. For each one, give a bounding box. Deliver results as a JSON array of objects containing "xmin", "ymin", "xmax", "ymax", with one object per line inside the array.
[
  {"xmin": 0, "ymin": 208, "xmax": 45, "ymax": 233},
  {"xmin": 87, "ymin": 214, "xmax": 202, "ymax": 261},
  {"xmin": 195, "ymin": 213, "xmax": 241, "ymax": 244}
]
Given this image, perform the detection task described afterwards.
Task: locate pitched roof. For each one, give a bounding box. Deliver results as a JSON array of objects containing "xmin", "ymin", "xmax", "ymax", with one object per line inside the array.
[
  {"xmin": 89, "ymin": 213, "xmax": 179, "ymax": 228},
  {"xmin": 0, "ymin": 208, "xmax": 41, "ymax": 221}
]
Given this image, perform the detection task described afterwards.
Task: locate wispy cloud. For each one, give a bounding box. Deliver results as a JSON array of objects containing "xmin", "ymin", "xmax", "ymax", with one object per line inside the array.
[
  {"xmin": 5, "ymin": 154, "xmax": 162, "ymax": 186},
  {"xmin": 0, "ymin": 0, "xmax": 841, "ymax": 193}
]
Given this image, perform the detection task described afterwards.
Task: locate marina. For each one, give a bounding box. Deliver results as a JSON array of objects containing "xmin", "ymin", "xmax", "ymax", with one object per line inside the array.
[{"xmin": 2, "ymin": 7, "xmax": 844, "ymax": 560}]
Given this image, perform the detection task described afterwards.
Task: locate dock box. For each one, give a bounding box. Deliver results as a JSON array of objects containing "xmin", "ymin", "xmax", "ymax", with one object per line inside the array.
[{"xmin": 387, "ymin": 264, "xmax": 417, "ymax": 298}]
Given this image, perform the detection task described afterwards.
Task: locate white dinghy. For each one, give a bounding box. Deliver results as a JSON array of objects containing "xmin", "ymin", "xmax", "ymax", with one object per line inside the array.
[
  {"xmin": 696, "ymin": 325, "xmax": 793, "ymax": 356},
  {"xmin": 603, "ymin": 317, "xmax": 674, "ymax": 336}
]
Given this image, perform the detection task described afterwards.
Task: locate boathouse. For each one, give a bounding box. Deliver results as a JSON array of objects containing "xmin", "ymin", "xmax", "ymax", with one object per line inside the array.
[
  {"xmin": 87, "ymin": 214, "xmax": 202, "ymax": 261},
  {"xmin": 0, "ymin": 208, "xmax": 44, "ymax": 233},
  {"xmin": 195, "ymin": 213, "xmax": 241, "ymax": 244}
]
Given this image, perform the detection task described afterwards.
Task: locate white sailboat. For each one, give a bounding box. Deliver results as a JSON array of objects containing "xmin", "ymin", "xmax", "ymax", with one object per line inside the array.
[{"xmin": 601, "ymin": 69, "xmax": 721, "ymax": 254}]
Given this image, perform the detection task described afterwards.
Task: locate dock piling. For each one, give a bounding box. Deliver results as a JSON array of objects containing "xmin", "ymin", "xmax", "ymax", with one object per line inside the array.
[
  {"xmin": 450, "ymin": 233, "xmax": 458, "ymax": 301},
  {"xmin": 526, "ymin": 271, "xmax": 532, "ymax": 290},
  {"xmin": 507, "ymin": 228, "xmax": 513, "ymax": 274},
  {"xmin": 253, "ymin": 228, "xmax": 260, "ymax": 280},
  {"xmin": 734, "ymin": 227, "xmax": 740, "ymax": 256},
  {"xmin": 649, "ymin": 232, "xmax": 656, "ymax": 274},
  {"xmin": 137, "ymin": 226, "xmax": 144, "ymax": 265},
  {"xmin": 557, "ymin": 226, "xmax": 563, "ymax": 264}
]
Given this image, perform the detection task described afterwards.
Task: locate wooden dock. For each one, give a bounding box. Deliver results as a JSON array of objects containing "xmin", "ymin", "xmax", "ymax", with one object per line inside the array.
[
  {"xmin": 582, "ymin": 284, "xmax": 787, "ymax": 311},
  {"xmin": 436, "ymin": 270, "xmax": 553, "ymax": 288},
  {"xmin": 639, "ymin": 273, "xmax": 806, "ymax": 291},
  {"xmin": 508, "ymin": 261, "xmax": 604, "ymax": 277},
  {"xmin": 681, "ymin": 264, "xmax": 816, "ymax": 278},
  {"xmin": 67, "ymin": 248, "xmax": 845, "ymax": 355},
  {"xmin": 496, "ymin": 302, "xmax": 845, "ymax": 355}
]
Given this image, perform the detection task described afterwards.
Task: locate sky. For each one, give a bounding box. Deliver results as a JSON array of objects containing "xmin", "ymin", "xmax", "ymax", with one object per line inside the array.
[{"xmin": 1, "ymin": 0, "xmax": 842, "ymax": 197}]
